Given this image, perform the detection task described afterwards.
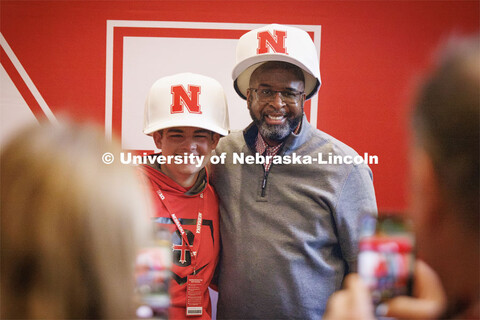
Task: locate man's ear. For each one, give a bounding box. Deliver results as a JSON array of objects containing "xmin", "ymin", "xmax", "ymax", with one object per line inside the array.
[
  {"xmin": 211, "ymin": 133, "xmax": 221, "ymax": 150},
  {"xmin": 153, "ymin": 131, "xmax": 163, "ymax": 149},
  {"xmin": 246, "ymin": 89, "xmax": 253, "ymax": 110}
]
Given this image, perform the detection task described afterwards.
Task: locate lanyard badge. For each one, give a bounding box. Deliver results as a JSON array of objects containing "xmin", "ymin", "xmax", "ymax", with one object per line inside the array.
[
  {"xmin": 186, "ymin": 274, "xmax": 204, "ymax": 316},
  {"xmin": 155, "ymin": 187, "xmax": 205, "ymax": 317}
]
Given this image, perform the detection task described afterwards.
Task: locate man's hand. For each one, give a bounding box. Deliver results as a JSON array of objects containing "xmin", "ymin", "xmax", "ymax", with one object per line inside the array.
[
  {"xmin": 323, "ymin": 274, "xmax": 375, "ymax": 320},
  {"xmin": 376, "ymin": 260, "xmax": 447, "ymax": 319}
]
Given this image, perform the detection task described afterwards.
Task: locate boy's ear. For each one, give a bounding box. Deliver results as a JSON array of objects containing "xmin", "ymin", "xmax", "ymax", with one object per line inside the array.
[
  {"xmin": 153, "ymin": 131, "xmax": 163, "ymax": 149},
  {"xmin": 211, "ymin": 133, "xmax": 221, "ymax": 149}
]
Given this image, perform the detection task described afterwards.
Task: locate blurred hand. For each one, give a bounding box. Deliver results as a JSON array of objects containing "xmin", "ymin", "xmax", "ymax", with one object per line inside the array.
[
  {"xmin": 323, "ymin": 274, "xmax": 375, "ymax": 320},
  {"xmin": 376, "ymin": 259, "xmax": 447, "ymax": 319}
]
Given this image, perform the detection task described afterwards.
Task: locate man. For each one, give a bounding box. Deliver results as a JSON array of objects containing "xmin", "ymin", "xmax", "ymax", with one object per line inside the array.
[
  {"xmin": 139, "ymin": 73, "xmax": 229, "ymax": 319},
  {"xmin": 211, "ymin": 24, "xmax": 377, "ymax": 319},
  {"xmin": 324, "ymin": 37, "xmax": 479, "ymax": 319}
]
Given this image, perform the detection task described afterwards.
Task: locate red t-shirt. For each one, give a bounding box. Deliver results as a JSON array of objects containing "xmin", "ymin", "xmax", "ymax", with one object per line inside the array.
[{"xmin": 140, "ymin": 165, "xmax": 220, "ymax": 319}]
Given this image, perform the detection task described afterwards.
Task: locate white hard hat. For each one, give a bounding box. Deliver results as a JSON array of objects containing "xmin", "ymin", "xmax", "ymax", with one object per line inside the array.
[
  {"xmin": 144, "ymin": 73, "xmax": 230, "ymax": 136},
  {"xmin": 233, "ymin": 23, "xmax": 321, "ymax": 100}
]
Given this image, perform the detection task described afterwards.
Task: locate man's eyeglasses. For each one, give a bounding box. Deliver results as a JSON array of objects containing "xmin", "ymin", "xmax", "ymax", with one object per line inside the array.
[{"xmin": 249, "ymin": 88, "xmax": 304, "ymax": 104}]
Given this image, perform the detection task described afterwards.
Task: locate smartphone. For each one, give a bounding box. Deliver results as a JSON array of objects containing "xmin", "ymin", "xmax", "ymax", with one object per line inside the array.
[
  {"xmin": 358, "ymin": 213, "xmax": 415, "ymax": 306},
  {"xmin": 135, "ymin": 225, "xmax": 172, "ymax": 319}
]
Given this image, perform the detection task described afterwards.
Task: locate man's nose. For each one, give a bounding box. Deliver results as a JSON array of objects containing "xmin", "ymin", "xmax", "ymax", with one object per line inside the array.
[{"xmin": 270, "ymin": 92, "xmax": 286, "ymax": 109}]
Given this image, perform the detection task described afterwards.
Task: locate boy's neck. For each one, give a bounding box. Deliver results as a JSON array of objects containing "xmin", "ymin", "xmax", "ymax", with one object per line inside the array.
[{"xmin": 159, "ymin": 164, "xmax": 199, "ymax": 189}]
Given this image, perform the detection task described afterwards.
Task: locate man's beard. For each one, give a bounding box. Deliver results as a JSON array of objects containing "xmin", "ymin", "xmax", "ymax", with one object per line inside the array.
[{"xmin": 249, "ymin": 108, "xmax": 303, "ymax": 143}]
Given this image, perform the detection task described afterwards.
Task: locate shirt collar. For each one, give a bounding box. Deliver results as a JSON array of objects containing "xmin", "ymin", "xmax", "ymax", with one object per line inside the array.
[{"xmin": 255, "ymin": 131, "xmax": 283, "ymax": 155}]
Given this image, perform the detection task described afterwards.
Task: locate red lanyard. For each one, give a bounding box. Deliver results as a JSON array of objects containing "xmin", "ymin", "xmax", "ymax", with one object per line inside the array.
[{"xmin": 154, "ymin": 186, "xmax": 204, "ymax": 274}]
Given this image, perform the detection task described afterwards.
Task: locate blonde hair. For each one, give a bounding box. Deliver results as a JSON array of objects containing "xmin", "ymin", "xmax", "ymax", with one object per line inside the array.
[{"xmin": 1, "ymin": 120, "xmax": 151, "ymax": 319}]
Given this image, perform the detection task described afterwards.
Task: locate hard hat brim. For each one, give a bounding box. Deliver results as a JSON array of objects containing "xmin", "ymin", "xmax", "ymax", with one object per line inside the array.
[
  {"xmin": 232, "ymin": 54, "xmax": 321, "ymax": 100},
  {"xmin": 144, "ymin": 119, "xmax": 229, "ymax": 137}
]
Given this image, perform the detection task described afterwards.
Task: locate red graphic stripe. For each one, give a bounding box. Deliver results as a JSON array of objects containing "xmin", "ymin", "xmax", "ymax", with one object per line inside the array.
[
  {"xmin": 0, "ymin": 46, "xmax": 47, "ymax": 121},
  {"xmin": 114, "ymin": 27, "xmax": 247, "ymax": 39}
]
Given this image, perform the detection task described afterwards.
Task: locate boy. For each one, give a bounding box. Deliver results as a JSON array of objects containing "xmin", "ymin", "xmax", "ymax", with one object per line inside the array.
[{"xmin": 139, "ymin": 73, "xmax": 229, "ymax": 319}]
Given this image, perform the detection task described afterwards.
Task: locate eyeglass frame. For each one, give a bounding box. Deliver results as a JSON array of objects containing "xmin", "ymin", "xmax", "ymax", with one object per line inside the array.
[{"xmin": 248, "ymin": 88, "xmax": 305, "ymax": 104}]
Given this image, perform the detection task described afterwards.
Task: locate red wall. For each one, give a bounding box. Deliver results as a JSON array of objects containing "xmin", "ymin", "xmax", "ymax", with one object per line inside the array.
[{"xmin": 1, "ymin": 1, "xmax": 479, "ymax": 211}]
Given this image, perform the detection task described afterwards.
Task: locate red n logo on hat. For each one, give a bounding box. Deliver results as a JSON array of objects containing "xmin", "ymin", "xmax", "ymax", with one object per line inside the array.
[
  {"xmin": 257, "ymin": 30, "xmax": 287, "ymax": 54},
  {"xmin": 171, "ymin": 85, "xmax": 202, "ymax": 114}
]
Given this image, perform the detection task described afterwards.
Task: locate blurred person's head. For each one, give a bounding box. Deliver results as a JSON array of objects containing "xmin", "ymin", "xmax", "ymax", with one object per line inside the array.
[
  {"xmin": 409, "ymin": 36, "xmax": 479, "ymax": 315},
  {"xmin": 1, "ymin": 120, "xmax": 151, "ymax": 319}
]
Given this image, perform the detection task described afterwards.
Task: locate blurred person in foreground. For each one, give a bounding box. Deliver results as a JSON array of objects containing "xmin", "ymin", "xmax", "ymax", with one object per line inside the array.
[
  {"xmin": 324, "ymin": 36, "xmax": 479, "ymax": 319},
  {"xmin": 1, "ymin": 120, "xmax": 152, "ymax": 319}
]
